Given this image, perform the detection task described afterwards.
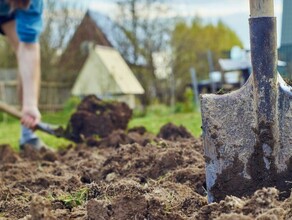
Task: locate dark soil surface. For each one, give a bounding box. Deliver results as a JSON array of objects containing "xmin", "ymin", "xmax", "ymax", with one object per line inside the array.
[
  {"xmin": 1, "ymin": 97, "xmax": 292, "ymax": 219},
  {"xmin": 1, "ymin": 126, "xmax": 292, "ymax": 219}
]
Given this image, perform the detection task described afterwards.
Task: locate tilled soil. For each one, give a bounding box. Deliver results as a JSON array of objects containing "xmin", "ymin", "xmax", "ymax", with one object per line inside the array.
[{"xmin": 1, "ymin": 124, "xmax": 292, "ymax": 220}]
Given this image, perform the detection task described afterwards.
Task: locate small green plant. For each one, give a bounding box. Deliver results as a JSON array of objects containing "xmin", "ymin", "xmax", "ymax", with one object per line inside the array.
[{"xmin": 54, "ymin": 188, "xmax": 89, "ymax": 209}]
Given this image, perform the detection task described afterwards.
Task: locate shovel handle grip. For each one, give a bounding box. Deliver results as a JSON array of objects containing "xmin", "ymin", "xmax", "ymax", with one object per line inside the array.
[
  {"xmin": 250, "ymin": 0, "xmax": 274, "ymax": 18},
  {"xmin": 0, "ymin": 101, "xmax": 22, "ymax": 119}
]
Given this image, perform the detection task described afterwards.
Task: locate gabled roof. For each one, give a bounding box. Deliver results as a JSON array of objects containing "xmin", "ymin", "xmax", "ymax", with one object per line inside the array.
[
  {"xmin": 97, "ymin": 46, "xmax": 144, "ymax": 94},
  {"xmin": 72, "ymin": 46, "xmax": 144, "ymax": 96},
  {"xmin": 59, "ymin": 10, "xmax": 116, "ymax": 75},
  {"xmin": 60, "ymin": 9, "xmax": 146, "ymax": 83},
  {"xmin": 88, "ymin": 10, "xmax": 146, "ymax": 66}
]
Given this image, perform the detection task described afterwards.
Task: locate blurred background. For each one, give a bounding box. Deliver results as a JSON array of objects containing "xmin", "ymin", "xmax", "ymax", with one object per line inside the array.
[{"xmin": 0, "ymin": 0, "xmax": 291, "ymax": 148}]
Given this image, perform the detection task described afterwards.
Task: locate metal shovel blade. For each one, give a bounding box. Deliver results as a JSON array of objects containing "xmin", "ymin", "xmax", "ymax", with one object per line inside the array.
[{"xmin": 201, "ymin": 16, "xmax": 292, "ymax": 202}]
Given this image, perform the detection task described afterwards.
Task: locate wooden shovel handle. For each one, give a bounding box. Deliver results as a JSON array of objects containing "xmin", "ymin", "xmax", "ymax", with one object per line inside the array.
[
  {"xmin": 250, "ymin": 0, "xmax": 274, "ymax": 18},
  {"xmin": 0, "ymin": 101, "xmax": 22, "ymax": 119}
]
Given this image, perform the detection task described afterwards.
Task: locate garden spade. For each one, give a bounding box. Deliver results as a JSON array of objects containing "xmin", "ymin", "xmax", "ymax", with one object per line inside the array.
[
  {"xmin": 201, "ymin": 0, "xmax": 292, "ymax": 203},
  {"xmin": 0, "ymin": 101, "xmax": 67, "ymax": 140}
]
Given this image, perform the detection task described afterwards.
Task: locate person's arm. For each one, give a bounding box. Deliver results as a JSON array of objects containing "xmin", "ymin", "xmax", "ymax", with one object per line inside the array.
[
  {"xmin": 17, "ymin": 42, "xmax": 41, "ymax": 128},
  {"xmin": 15, "ymin": 0, "xmax": 43, "ymax": 129}
]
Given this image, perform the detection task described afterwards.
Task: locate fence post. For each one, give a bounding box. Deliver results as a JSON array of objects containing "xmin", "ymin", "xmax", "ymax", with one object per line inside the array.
[{"xmin": 190, "ymin": 68, "xmax": 200, "ymax": 111}]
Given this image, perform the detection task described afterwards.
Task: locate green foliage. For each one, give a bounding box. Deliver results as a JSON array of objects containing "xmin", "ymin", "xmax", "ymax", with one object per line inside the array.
[
  {"xmin": 145, "ymin": 104, "xmax": 173, "ymax": 117},
  {"xmin": 171, "ymin": 17, "xmax": 243, "ymax": 99},
  {"xmin": 173, "ymin": 88, "xmax": 196, "ymax": 113},
  {"xmin": 132, "ymin": 107, "xmax": 146, "ymax": 118}
]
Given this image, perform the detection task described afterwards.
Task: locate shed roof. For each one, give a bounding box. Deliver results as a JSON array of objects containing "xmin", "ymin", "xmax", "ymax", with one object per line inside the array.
[
  {"xmin": 72, "ymin": 46, "xmax": 144, "ymax": 95},
  {"xmin": 95, "ymin": 46, "xmax": 144, "ymax": 94},
  {"xmin": 87, "ymin": 10, "xmax": 120, "ymax": 49}
]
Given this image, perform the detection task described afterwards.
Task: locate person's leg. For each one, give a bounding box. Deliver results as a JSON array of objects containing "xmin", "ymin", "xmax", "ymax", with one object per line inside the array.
[{"xmin": 1, "ymin": 20, "xmax": 39, "ymax": 147}]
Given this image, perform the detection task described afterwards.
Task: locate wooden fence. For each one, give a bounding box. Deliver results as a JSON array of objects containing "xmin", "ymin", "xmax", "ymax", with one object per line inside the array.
[{"xmin": 0, "ymin": 69, "xmax": 72, "ymax": 112}]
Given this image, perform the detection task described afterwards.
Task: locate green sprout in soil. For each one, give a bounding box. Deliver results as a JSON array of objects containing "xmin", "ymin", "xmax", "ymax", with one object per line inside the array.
[{"xmin": 50, "ymin": 188, "xmax": 89, "ymax": 209}]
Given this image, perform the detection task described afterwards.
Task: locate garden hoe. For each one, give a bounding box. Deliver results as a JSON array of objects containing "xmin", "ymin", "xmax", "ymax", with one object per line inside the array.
[
  {"xmin": 0, "ymin": 101, "xmax": 68, "ymax": 140},
  {"xmin": 201, "ymin": 0, "xmax": 292, "ymax": 203}
]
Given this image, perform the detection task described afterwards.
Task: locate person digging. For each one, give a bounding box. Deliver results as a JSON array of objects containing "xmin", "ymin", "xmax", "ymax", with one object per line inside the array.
[{"xmin": 0, "ymin": 0, "xmax": 46, "ymax": 150}]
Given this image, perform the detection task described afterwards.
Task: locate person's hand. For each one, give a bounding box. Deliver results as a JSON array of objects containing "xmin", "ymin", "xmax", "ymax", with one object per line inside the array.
[{"xmin": 21, "ymin": 106, "xmax": 41, "ymax": 130}]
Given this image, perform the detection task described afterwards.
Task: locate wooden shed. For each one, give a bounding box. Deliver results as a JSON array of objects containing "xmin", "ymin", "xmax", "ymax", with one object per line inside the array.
[
  {"xmin": 72, "ymin": 46, "xmax": 144, "ymax": 109},
  {"xmin": 59, "ymin": 10, "xmax": 124, "ymax": 81}
]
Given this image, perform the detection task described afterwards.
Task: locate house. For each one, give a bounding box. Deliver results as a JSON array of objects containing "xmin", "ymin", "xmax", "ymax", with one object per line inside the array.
[
  {"xmin": 59, "ymin": 10, "xmax": 124, "ymax": 81},
  {"xmin": 72, "ymin": 46, "xmax": 144, "ymax": 109},
  {"xmin": 60, "ymin": 10, "xmax": 145, "ymax": 107}
]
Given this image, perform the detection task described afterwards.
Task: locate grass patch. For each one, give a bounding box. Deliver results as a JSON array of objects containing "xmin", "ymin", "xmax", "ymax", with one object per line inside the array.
[
  {"xmin": 0, "ymin": 112, "xmax": 72, "ymax": 151},
  {"xmin": 129, "ymin": 111, "xmax": 202, "ymax": 137},
  {"xmin": 0, "ymin": 104, "xmax": 202, "ymax": 150},
  {"xmin": 49, "ymin": 187, "xmax": 89, "ymax": 209}
]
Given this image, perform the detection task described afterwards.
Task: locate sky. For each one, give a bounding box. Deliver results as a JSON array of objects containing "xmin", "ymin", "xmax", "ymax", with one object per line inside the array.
[{"xmin": 75, "ymin": 0, "xmax": 284, "ymax": 49}]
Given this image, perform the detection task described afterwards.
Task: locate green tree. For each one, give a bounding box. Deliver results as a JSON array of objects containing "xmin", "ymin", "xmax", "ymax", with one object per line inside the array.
[{"xmin": 171, "ymin": 18, "xmax": 243, "ymax": 100}]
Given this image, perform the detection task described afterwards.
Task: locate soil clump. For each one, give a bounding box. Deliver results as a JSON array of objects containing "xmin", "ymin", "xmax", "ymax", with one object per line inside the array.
[{"xmin": 64, "ymin": 95, "xmax": 132, "ymax": 142}]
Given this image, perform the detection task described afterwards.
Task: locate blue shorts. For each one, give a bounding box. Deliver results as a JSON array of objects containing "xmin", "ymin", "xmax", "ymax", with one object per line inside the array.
[{"xmin": 0, "ymin": 0, "xmax": 43, "ymax": 43}]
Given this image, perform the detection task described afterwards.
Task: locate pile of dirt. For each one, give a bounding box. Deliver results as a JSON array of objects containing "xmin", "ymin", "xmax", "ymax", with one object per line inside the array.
[
  {"xmin": 158, "ymin": 122, "xmax": 194, "ymax": 141},
  {"xmin": 1, "ymin": 121, "xmax": 292, "ymax": 219},
  {"xmin": 64, "ymin": 95, "xmax": 132, "ymax": 142}
]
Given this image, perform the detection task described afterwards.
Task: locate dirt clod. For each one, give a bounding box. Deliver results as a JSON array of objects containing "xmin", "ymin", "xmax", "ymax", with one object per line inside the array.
[
  {"xmin": 157, "ymin": 122, "xmax": 194, "ymax": 141},
  {"xmin": 65, "ymin": 95, "xmax": 132, "ymax": 142}
]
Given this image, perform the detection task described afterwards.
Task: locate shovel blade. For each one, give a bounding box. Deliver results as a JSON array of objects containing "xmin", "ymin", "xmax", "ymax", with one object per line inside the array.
[
  {"xmin": 36, "ymin": 122, "xmax": 67, "ymax": 139},
  {"xmin": 201, "ymin": 75, "xmax": 292, "ymax": 203}
]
